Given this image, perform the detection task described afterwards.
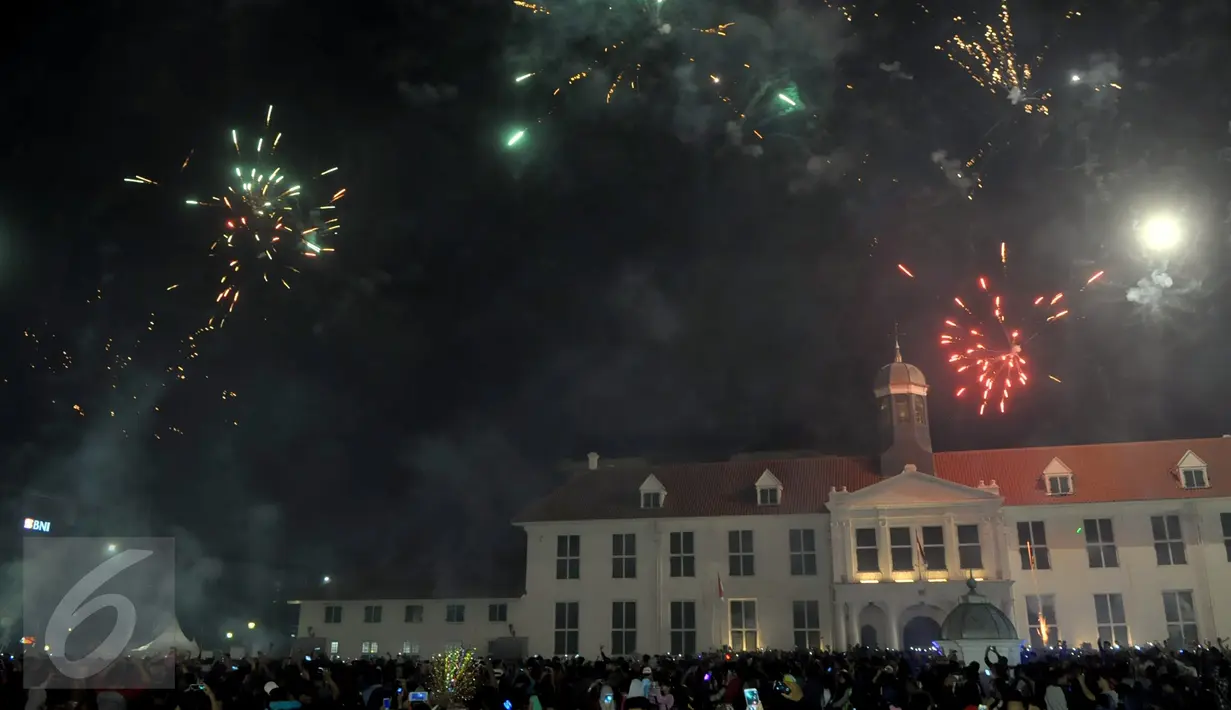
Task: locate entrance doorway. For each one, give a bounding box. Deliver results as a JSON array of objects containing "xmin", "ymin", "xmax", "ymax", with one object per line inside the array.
[{"xmin": 902, "ymin": 616, "xmax": 942, "ymax": 649}]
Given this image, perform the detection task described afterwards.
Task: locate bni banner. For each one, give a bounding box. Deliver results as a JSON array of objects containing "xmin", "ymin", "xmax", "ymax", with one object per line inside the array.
[{"xmin": 23, "ymin": 518, "xmax": 52, "ymax": 533}]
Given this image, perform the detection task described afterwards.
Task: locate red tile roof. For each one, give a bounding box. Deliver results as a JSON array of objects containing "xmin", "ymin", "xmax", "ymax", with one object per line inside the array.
[{"xmin": 513, "ymin": 437, "xmax": 1231, "ymax": 523}]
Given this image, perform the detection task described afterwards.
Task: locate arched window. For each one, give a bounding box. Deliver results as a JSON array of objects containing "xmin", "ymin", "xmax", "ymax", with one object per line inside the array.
[
  {"xmin": 894, "ymin": 395, "xmax": 910, "ymax": 423},
  {"xmin": 913, "ymin": 396, "xmax": 927, "ymax": 425}
]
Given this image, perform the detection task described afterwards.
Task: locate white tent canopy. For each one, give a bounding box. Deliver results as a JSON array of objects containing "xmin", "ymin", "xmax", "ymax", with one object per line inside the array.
[{"xmin": 133, "ymin": 618, "xmax": 200, "ymax": 657}]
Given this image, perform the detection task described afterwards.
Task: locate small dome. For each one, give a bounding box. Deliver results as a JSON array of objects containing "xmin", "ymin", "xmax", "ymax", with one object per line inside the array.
[
  {"xmin": 874, "ymin": 361, "xmax": 928, "ymax": 390},
  {"xmin": 939, "ymin": 579, "xmax": 1019, "ymax": 641},
  {"xmin": 873, "ymin": 340, "xmax": 928, "ymax": 392}
]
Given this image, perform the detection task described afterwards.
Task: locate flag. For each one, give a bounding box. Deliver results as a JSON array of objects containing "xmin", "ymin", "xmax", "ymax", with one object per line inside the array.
[
  {"xmin": 717, "ymin": 572, "xmax": 725, "ymax": 600},
  {"xmin": 915, "ymin": 531, "xmax": 928, "ymax": 571}
]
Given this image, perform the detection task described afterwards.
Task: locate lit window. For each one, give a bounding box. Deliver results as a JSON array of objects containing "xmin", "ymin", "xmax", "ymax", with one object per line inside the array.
[
  {"xmin": 728, "ymin": 530, "xmax": 754, "ymax": 576},
  {"xmin": 854, "ymin": 528, "xmax": 879, "ymax": 573},
  {"xmin": 1045, "ymin": 473, "xmax": 1073, "ymax": 496},
  {"xmin": 612, "ymin": 534, "xmax": 636, "ymax": 579},
  {"xmin": 1162, "ymin": 590, "xmax": 1198, "ymax": 645},
  {"xmin": 1017, "ymin": 521, "xmax": 1050, "ymax": 570},
  {"xmin": 1093, "ymin": 593, "xmax": 1129, "ymax": 646},
  {"xmin": 792, "ymin": 601, "xmax": 821, "ymax": 649},
  {"xmin": 1085, "ymin": 519, "xmax": 1119, "ymax": 568},
  {"xmin": 1151, "ymin": 515, "xmax": 1186, "ymax": 566},
  {"xmin": 556, "ymin": 535, "xmax": 580, "ymax": 580},
  {"xmin": 1181, "ymin": 468, "xmax": 1208, "ymax": 489},
  {"xmin": 729, "ymin": 600, "xmax": 758, "ymax": 651}
]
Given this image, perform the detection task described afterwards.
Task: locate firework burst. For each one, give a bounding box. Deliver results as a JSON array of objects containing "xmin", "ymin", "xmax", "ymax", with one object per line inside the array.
[
  {"xmin": 939, "ymin": 2, "xmax": 1051, "ymax": 115},
  {"xmin": 935, "ymin": 244, "xmax": 1103, "ymax": 415},
  {"xmin": 508, "ymin": 0, "xmax": 735, "ymax": 141},
  {"xmin": 126, "ymin": 105, "xmax": 345, "ymax": 328}
]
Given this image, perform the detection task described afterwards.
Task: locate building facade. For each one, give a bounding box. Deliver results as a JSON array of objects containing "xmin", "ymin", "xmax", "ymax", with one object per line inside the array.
[
  {"xmin": 293, "ymin": 597, "xmax": 523, "ymax": 658},
  {"xmin": 298, "ymin": 347, "xmax": 1231, "ymax": 657}
]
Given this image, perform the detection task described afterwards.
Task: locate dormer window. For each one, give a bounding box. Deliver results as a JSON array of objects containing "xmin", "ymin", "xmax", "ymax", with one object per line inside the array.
[
  {"xmin": 639, "ymin": 474, "xmax": 666, "ymax": 509},
  {"xmin": 1045, "ymin": 474, "xmax": 1073, "ymax": 496},
  {"xmin": 1175, "ymin": 451, "xmax": 1209, "ymax": 489},
  {"xmin": 755, "ymin": 469, "xmax": 783, "ymax": 507},
  {"xmin": 1042, "ymin": 457, "xmax": 1074, "ymax": 497}
]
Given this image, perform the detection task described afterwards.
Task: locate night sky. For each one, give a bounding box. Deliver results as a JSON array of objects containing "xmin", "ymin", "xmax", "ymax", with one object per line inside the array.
[{"xmin": 2, "ymin": 0, "xmax": 1230, "ymax": 612}]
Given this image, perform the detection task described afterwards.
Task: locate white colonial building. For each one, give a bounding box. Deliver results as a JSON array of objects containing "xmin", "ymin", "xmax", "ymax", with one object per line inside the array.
[{"xmin": 298, "ymin": 345, "xmax": 1231, "ymax": 658}]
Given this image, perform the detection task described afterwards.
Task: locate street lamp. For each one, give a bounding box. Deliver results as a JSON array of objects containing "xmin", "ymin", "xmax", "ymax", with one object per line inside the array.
[
  {"xmin": 106, "ymin": 543, "xmax": 117, "ymax": 554},
  {"xmin": 225, "ymin": 631, "xmax": 233, "ymax": 639},
  {"xmin": 322, "ymin": 575, "xmax": 331, "ymax": 584},
  {"xmin": 247, "ymin": 621, "xmax": 257, "ymax": 630}
]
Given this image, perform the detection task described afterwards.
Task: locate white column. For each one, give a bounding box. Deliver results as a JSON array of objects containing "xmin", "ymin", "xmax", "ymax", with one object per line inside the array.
[
  {"xmin": 944, "ymin": 515, "xmax": 959, "ymax": 576},
  {"xmin": 887, "ymin": 605, "xmax": 901, "ymax": 650},
  {"xmin": 877, "ymin": 518, "xmax": 890, "ymax": 576},
  {"xmin": 835, "ymin": 601, "xmax": 847, "ymax": 649}
]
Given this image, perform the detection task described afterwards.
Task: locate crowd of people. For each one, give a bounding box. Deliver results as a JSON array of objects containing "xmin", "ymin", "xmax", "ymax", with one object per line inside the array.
[{"xmin": 1, "ymin": 643, "xmax": 1228, "ymax": 710}]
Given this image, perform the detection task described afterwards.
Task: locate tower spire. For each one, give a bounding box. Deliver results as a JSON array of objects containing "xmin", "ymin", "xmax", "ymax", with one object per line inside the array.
[{"xmin": 893, "ymin": 322, "xmax": 902, "ymax": 363}]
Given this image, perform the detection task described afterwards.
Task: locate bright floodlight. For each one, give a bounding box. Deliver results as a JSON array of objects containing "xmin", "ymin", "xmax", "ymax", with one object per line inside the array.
[
  {"xmin": 226, "ymin": 631, "xmax": 234, "ymax": 639},
  {"xmin": 1141, "ymin": 214, "xmax": 1182, "ymax": 251},
  {"xmin": 106, "ymin": 543, "xmax": 117, "ymax": 553},
  {"xmin": 322, "ymin": 575, "xmax": 331, "ymax": 584},
  {"xmin": 1070, "ymin": 74, "xmax": 1081, "ymax": 83},
  {"xmin": 247, "ymin": 621, "xmax": 257, "ymax": 630}
]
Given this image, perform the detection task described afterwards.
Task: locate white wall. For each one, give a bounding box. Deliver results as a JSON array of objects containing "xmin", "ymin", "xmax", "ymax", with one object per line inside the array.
[
  {"xmin": 519, "ymin": 514, "xmax": 834, "ymax": 656},
  {"xmin": 1003, "ymin": 498, "xmax": 1231, "ymax": 646},
  {"xmin": 295, "ymin": 598, "xmax": 521, "ymax": 658}
]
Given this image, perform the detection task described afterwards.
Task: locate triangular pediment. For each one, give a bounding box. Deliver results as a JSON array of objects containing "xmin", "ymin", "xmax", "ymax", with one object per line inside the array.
[
  {"xmin": 830, "ymin": 470, "xmax": 1000, "ymax": 509},
  {"xmin": 639, "ymin": 474, "xmax": 666, "ymax": 493},
  {"xmin": 1042, "ymin": 457, "xmax": 1072, "ymax": 476},
  {"xmin": 1177, "ymin": 450, "xmax": 1207, "ymax": 469},
  {"xmin": 755, "ymin": 469, "xmax": 782, "ymax": 488}
]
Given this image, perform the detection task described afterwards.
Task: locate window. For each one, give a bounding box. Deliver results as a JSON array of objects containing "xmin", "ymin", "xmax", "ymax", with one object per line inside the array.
[
  {"xmin": 324, "ymin": 605, "xmax": 342, "ymax": 624},
  {"xmin": 1181, "ymin": 467, "xmax": 1208, "ymax": 489},
  {"xmin": 360, "ymin": 641, "xmax": 379, "ymax": 654},
  {"xmin": 401, "ymin": 641, "xmax": 419, "ymax": 655},
  {"xmin": 1222, "ymin": 513, "xmax": 1231, "ymax": 562},
  {"xmin": 914, "ymin": 396, "xmax": 927, "ymax": 425},
  {"xmin": 894, "ymin": 394, "xmax": 909, "ymax": 422},
  {"xmin": 729, "ymin": 600, "xmax": 758, "ymax": 651},
  {"xmin": 920, "ymin": 526, "xmax": 946, "ymax": 570},
  {"xmin": 1151, "ymin": 515, "xmax": 1186, "ymax": 566},
  {"xmin": 641, "ymin": 491, "xmax": 662, "ymax": 508},
  {"xmin": 957, "ymin": 524, "xmax": 983, "ymax": 569},
  {"xmin": 1162, "ymin": 591, "xmax": 1199, "ymax": 646},
  {"xmin": 1017, "ymin": 521, "xmax": 1051, "ymax": 570},
  {"xmin": 669, "ymin": 532, "xmax": 695, "ymax": 577},
  {"xmin": 1085, "ymin": 518, "xmax": 1119, "ymax": 568},
  {"xmin": 789, "ymin": 529, "xmax": 818, "ymax": 576},
  {"xmin": 329, "ymin": 641, "xmax": 338, "ymax": 655},
  {"xmin": 889, "ymin": 527, "xmax": 913, "ymax": 571},
  {"xmin": 758, "ymin": 487, "xmax": 779, "ymax": 506},
  {"xmin": 1045, "ymin": 473, "xmax": 1073, "ymax": 496},
  {"xmin": 792, "ymin": 601, "xmax": 822, "ymax": 649},
  {"xmin": 404, "ymin": 605, "xmax": 423, "ymax": 623},
  {"xmin": 670, "ymin": 601, "xmax": 696, "ymax": 656},
  {"xmin": 363, "ymin": 605, "xmax": 383, "ymax": 623},
  {"xmin": 445, "ymin": 604, "xmax": 465, "ymax": 623},
  {"xmin": 728, "ymin": 530, "xmax": 755, "ymax": 576},
  {"xmin": 554, "ymin": 602, "xmax": 579, "ymax": 656},
  {"xmin": 1093, "ymin": 593, "xmax": 1129, "ymax": 646},
  {"xmin": 855, "ymin": 528, "xmax": 879, "ymax": 573},
  {"xmin": 611, "ymin": 601, "xmax": 637, "ymax": 655},
  {"xmin": 556, "ymin": 534, "xmax": 581, "ymax": 579},
  {"xmin": 1024, "ymin": 594, "xmax": 1059, "ymax": 648},
  {"xmin": 489, "ymin": 604, "xmax": 508, "ymax": 622},
  {"xmin": 612, "ymin": 533, "xmax": 636, "ymax": 579}
]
